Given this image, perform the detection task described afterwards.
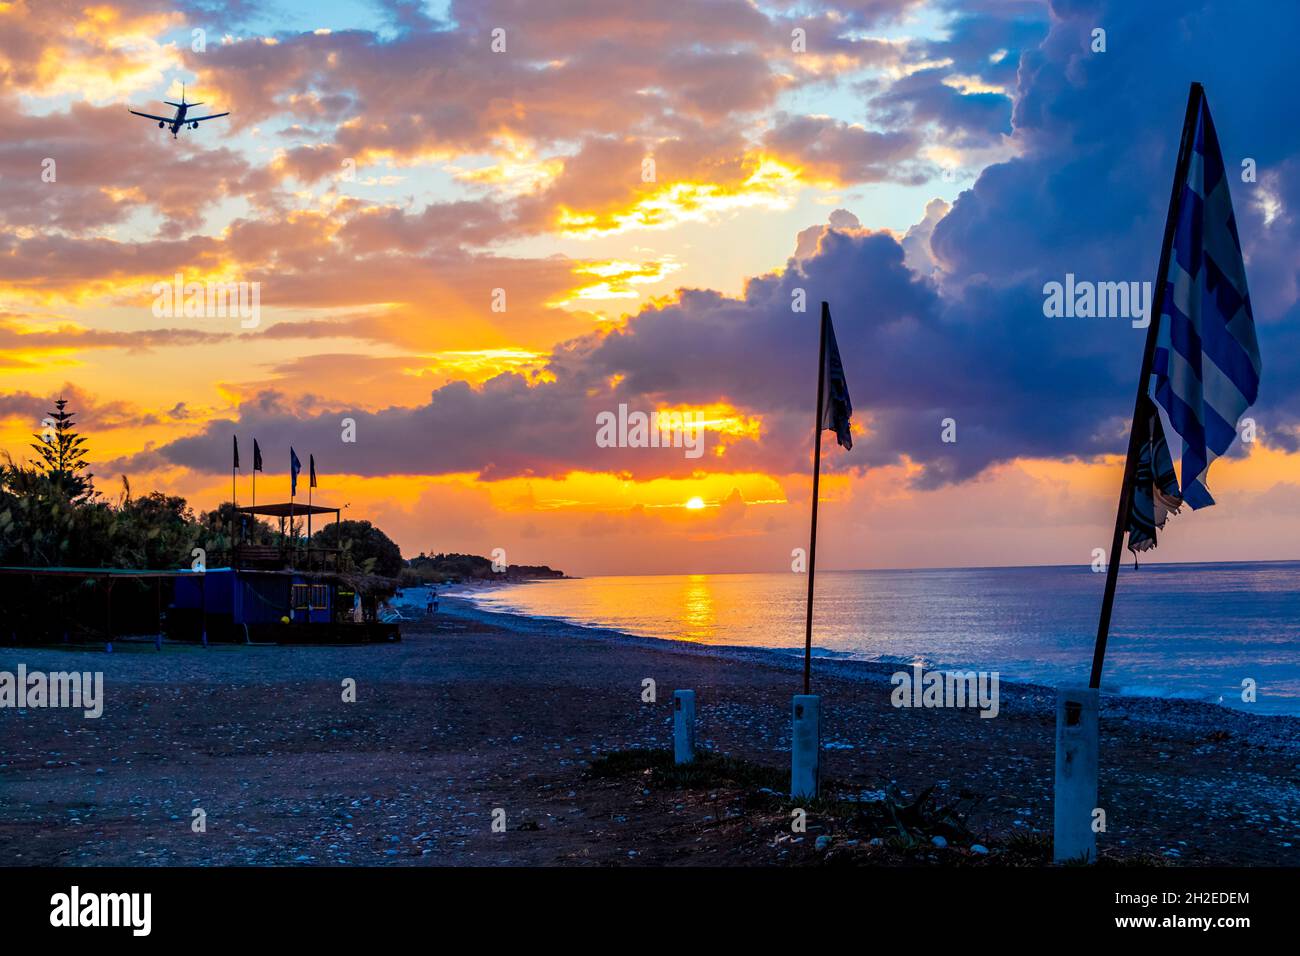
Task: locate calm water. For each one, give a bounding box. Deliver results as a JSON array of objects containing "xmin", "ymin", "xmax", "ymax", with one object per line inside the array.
[{"xmin": 461, "ymin": 562, "xmax": 1300, "ymax": 716}]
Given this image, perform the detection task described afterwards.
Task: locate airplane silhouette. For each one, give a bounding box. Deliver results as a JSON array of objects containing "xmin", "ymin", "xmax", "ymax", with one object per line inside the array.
[{"xmin": 128, "ymin": 84, "xmax": 228, "ymax": 139}]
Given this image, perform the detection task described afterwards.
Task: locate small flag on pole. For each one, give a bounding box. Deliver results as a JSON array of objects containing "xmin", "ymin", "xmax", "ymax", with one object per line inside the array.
[
  {"xmin": 290, "ymin": 447, "xmax": 301, "ymax": 497},
  {"xmin": 819, "ymin": 312, "xmax": 853, "ymax": 449},
  {"xmin": 801, "ymin": 302, "xmax": 853, "ymax": 697},
  {"xmin": 795, "ymin": 301, "xmax": 855, "ymax": 796},
  {"xmin": 309, "ymin": 454, "xmax": 317, "ymax": 489},
  {"xmin": 233, "ymin": 435, "xmax": 240, "ymax": 470},
  {"xmin": 1152, "ymin": 92, "xmax": 1261, "ymax": 510},
  {"xmin": 250, "ymin": 437, "xmax": 263, "ymax": 509}
]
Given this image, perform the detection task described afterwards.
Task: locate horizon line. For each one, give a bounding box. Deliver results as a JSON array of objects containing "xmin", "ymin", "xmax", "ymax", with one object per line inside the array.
[{"xmin": 550, "ymin": 556, "xmax": 1300, "ymax": 579}]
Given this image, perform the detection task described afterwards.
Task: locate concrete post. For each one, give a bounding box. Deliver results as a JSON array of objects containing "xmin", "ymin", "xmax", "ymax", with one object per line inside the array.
[
  {"xmin": 1053, "ymin": 686, "xmax": 1099, "ymax": 863},
  {"xmin": 673, "ymin": 690, "xmax": 696, "ymax": 764},
  {"xmin": 791, "ymin": 694, "xmax": 821, "ymax": 800}
]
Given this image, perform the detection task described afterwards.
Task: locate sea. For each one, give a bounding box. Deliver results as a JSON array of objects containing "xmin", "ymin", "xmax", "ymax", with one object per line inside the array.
[{"xmin": 456, "ymin": 561, "xmax": 1300, "ymax": 716}]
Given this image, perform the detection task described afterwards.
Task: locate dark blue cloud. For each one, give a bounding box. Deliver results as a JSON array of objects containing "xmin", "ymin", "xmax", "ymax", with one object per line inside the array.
[
  {"xmin": 872, "ymin": 67, "xmax": 1014, "ymax": 148},
  {"xmin": 933, "ymin": 0, "xmax": 1300, "ymax": 454}
]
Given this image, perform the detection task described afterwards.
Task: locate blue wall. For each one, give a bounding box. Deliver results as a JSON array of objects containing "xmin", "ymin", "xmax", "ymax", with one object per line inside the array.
[{"xmin": 172, "ymin": 570, "xmax": 331, "ymax": 625}]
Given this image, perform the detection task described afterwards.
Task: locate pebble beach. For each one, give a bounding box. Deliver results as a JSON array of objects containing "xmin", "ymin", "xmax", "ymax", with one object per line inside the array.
[{"xmin": 1, "ymin": 596, "xmax": 1297, "ymax": 866}]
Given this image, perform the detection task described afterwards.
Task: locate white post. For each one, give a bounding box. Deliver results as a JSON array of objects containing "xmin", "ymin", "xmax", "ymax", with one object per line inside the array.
[
  {"xmin": 673, "ymin": 690, "xmax": 696, "ymax": 764},
  {"xmin": 1053, "ymin": 686, "xmax": 1099, "ymax": 863},
  {"xmin": 791, "ymin": 694, "xmax": 821, "ymax": 799}
]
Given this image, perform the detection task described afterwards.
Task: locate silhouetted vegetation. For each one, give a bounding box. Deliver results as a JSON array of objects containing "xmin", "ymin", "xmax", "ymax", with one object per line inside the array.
[
  {"xmin": 28, "ymin": 397, "xmax": 93, "ymax": 499},
  {"xmin": 402, "ymin": 552, "xmax": 565, "ymax": 585},
  {"xmin": 0, "ymin": 456, "xmax": 215, "ymax": 570},
  {"xmin": 0, "ymin": 401, "xmax": 409, "ymax": 576},
  {"xmin": 199, "ymin": 501, "xmax": 277, "ymax": 552},
  {"xmin": 310, "ymin": 519, "xmax": 404, "ymax": 578},
  {"xmin": 2, "ymin": 400, "xmax": 561, "ymax": 584}
]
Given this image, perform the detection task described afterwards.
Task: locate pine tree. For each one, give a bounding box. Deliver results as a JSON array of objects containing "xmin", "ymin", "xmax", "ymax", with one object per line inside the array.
[{"xmin": 29, "ymin": 397, "xmax": 93, "ymax": 497}]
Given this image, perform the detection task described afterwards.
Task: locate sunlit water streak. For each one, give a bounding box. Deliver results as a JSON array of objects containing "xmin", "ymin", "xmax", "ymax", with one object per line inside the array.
[{"xmin": 459, "ymin": 562, "xmax": 1300, "ymax": 716}]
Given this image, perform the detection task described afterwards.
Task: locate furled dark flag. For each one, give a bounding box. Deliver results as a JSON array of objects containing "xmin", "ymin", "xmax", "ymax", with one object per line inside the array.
[
  {"xmin": 1153, "ymin": 92, "xmax": 1261, "ymax": 509},
  {"xmin": 820, "ymin": 311, "xmax": 854, "ymax": 449},
  {"xmin": 233, "ymin": 435, "xmax": 240, "ymax": 470},
  {"xmin": 309, "ymin": 454, "xmax": 317, "ymax": 489},
  {"xmin": 252, "ymin": 439, "xmax": 263, "ymax": 472},
  {"xmin": 1127, "ymin": 396, "xmax": 1183, "ymax": 559},
  {"xmin": 290, "ymin": 447, "xmax": 301, "ymax": 497}
]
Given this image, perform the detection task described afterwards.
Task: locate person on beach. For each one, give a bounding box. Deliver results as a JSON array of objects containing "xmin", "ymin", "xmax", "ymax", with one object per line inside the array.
[{"xmin": 426, "ymin": 588, "xmax": 438, "ymax": 616}]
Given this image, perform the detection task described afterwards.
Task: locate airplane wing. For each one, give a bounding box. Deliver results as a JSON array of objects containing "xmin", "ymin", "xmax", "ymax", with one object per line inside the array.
[
  {"xmin": 187, "ymin": 112, "xmax": 230, "ymax": 123},
  {"xmin": 128, "ymin": 109, "xmax": 174, "ymax": 122}
]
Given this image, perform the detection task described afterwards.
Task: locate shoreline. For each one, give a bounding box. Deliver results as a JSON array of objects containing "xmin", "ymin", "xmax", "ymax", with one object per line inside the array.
[{"xmin": 437, "ymin": 593, "xmax": 1300, "ymax": 746}]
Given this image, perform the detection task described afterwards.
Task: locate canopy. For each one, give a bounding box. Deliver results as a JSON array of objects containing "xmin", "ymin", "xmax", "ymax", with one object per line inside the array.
[
  {"xmin": 0, "ymin": 565, "xmax": 217, "ymax": 578},
  {"xmin": 236, "ymin": 502, "xmax": 340, "ymax": 518}
]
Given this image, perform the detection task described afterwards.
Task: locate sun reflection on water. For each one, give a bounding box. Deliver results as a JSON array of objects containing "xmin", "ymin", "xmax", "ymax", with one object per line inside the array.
[{"xmin": 680, "ymin": 574, "xmax": 716, "ymax": 641}]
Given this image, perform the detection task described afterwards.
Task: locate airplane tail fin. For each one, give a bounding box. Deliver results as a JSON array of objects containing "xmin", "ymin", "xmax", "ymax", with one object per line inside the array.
[{"xmin": 164, "ymin": 82, "xmax": 195, "ymax": 108}]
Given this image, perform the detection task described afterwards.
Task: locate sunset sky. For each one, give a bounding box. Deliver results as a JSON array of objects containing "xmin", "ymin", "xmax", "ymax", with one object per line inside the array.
[{"xmin": 2, "ymin": 0, "xmax": 1299, "ymax": 575}]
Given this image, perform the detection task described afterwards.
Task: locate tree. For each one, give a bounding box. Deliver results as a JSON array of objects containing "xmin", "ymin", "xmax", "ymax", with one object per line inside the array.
[
  {"xmin": 198, "ymin": 502, "xmax": 275, "ymax": 549},
  {"xmin": 111, "ymin": 491, "xmax": 198, "ymax": 569},
  {"xmin": 0, "ymin": 453, "xmax": 113, "ymax": 567},
  {"xmin": 310, "ymin": 519, "xmax": 404, "ymax": 578},
  {"xmin": 29, "ymin": 397, "xmax": 92, "ymax": 498}
]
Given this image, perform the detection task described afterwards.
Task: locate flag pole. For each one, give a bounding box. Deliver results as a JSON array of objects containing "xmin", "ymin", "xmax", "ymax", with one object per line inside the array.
[
  {"xmin": 1089, "ymin": 82, "xmax": 1204, "ymax": 689},
  {"xmin": 802, "ymin": 302, "xmax": 830, "ymax": 695}
]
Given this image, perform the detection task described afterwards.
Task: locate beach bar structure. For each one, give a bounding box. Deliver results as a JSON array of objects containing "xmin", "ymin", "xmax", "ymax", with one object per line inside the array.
[
  {"xmin": 0, "ymin": 495, "xmax": 398, "ymax": 646},
  {"xmin": 167, "ymin": 566, "xmax": 398, "ymax": 644},
  {"xmin": 230, "ymin": 501, "xmax": 342, "ymax": 572},
  {"xmin": 0, "ymin": 563, "xmax": 398, "ymax": 646}
]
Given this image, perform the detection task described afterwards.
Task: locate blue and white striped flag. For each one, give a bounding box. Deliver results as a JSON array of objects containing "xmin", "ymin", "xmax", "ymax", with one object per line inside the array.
[{"xmin": 1153, "ymin": 93, "xmax": 1261, "ymax": 510}]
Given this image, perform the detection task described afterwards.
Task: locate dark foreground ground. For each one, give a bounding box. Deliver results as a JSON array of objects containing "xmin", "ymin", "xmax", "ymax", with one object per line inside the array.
[{"xmin": 1, "ymin": 598, "xmax": 1297, "ymax": 866}]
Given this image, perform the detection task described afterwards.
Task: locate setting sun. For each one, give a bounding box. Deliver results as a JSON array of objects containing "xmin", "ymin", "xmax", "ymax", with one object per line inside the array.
[{"xmin": 684, "ymin": 496, "xmax": 706, "ymax": 511}]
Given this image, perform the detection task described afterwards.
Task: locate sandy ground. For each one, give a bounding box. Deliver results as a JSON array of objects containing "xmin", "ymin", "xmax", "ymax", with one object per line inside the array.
[{"xmin": 1, "ymin": 597, "xmax": 1298, "ymax": 866}]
